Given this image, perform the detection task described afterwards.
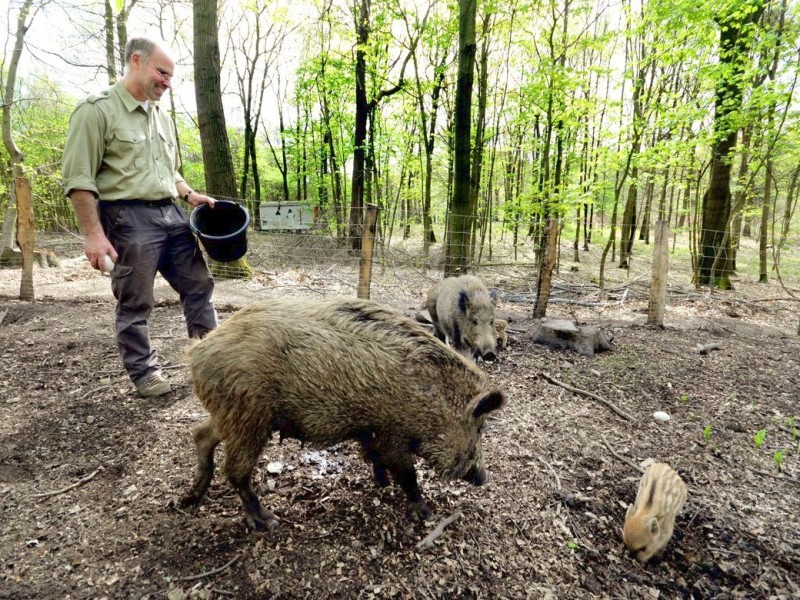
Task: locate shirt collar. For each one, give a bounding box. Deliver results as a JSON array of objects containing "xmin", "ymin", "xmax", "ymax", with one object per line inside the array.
[{"xmin": 113, "ymin": 80, "xmax": 160, "ymax": 113}]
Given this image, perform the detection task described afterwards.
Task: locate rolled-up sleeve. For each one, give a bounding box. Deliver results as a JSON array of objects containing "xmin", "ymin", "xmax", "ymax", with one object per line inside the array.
[{"xmin": 62, "ymin": 103, "xmax": 105, "ymax": 197}]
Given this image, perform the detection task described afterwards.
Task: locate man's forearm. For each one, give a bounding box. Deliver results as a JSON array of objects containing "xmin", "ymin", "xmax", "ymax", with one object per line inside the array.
[{"xmin": 69, "ymin": 190, "xmax": 103, "ymax": 238}]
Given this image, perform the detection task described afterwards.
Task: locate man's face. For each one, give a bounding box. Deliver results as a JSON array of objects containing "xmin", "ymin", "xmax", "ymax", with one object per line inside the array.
[{"xmin": 134, "ymin": 48, "xmax": 174, "ymax": 102}]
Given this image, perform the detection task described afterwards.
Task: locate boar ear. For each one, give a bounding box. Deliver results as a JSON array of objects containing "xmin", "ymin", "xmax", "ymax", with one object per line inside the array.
[
  {"xmin": 647, "ymin": 517, "xmax": 660, "ymax": 536},
  {"xmin": 470, "ymin": 390, "xmax": 506, "ymax": 420},
  {"xmin": 625, "ymin": 504, "xmax": 634, "ymax": 519},
  {"xmin": 458, "ymin": 290, "xmax": 469, "ymax": 313}
]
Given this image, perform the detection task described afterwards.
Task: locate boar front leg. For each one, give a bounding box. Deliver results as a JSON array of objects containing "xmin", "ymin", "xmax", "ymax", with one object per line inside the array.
[
  {"xmin": 385, "ymin": 453, "xmax": 432, "ymax": 521},
  {"xmin": 180, "ymin": 417, "xmax": 220, "ymax": 513},
  {"xmin": 358, "ymin": 433, "xmax": 391, "ymax": 487}
]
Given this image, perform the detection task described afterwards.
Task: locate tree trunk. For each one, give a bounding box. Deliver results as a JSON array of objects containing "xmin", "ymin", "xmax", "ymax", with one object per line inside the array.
[
  {"xmin": 1, "ymin": 0, "xmax": 33, "ymax": 254},
  {"xmin": 445, "ymin": 0, "xmax": 477, "ymax": 276},
  {"xmin": 103, "ymin": 0, "xmax": 117, "ymax": 84},
  {"xmin": 698, "ymin": 0, "xmax": 764, "ymax": 288},
  {"xmin": 348, "ymin": 0, "xmax": 370, "ymax": 253},
  {"xmin": 193, "ymin": 0, "xmax": 237, "ymax": 198},
  {"xmin": 467, "ymin": 10, "xmax": 492, "ymax": 263}
]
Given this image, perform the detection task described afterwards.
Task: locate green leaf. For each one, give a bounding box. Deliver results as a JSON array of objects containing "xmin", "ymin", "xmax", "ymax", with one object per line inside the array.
[{"xmin": 753, "ymin": 429, "xmax": 766, "ymax": 449}]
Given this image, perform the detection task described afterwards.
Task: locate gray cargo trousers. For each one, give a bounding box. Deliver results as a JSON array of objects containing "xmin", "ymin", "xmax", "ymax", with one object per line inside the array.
[{"xmin": 99, "ymin": 200, "xmax": 217, "ymax": 386}]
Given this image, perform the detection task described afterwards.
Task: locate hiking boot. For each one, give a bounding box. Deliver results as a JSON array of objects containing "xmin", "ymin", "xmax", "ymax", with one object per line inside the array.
[{"xmin": 136, "ymin": 373, "xmax": 172, "ymax": 397}]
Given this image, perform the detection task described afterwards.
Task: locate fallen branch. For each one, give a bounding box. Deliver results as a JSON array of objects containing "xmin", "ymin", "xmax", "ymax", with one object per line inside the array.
[
  {"xmin": 537, "ymin": 456, "xmax": 562, "ymax": 491},
  {"xmin": 416, "ymin": 511, "xmax": 462, "ymax": 549},
  {"xmin": 78, "ymin": 383, "xmax": 117, "ymax": 400},
  {"xmin": 749, "ymin": 467, "xmax": 800, "ymax": 487},
  {"xmin": 540, "ymin": 373, "xmax": 633, "ymax": 421},
  {"xmin": 31, "ymin": 467, "xmax": 103, "ymax": 499},
  {"xmin": 179, "ymin": 555, "xmax": 240, "ymax": 582},
  {"xmin": 600, "ymin": 435, "xmax": 644, "ymax": 475}
]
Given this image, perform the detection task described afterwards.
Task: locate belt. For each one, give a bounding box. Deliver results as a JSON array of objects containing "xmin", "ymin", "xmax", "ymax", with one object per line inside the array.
[{"xmin": 99, "ymin": 198, "xmax": 173, "ymax": 207}]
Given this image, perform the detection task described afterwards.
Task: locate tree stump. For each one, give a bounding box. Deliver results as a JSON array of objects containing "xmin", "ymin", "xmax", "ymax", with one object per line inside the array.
[{"xmin": 531, "ymin": 319, "xmax": 613, "ymax": 356}]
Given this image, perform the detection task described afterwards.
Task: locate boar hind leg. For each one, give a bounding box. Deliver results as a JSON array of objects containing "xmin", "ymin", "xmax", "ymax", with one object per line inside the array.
[
  {"xmin": 223, "ymin": 438, "xmax": 279, "ymax": 531},
  {"xmin": 180, "ymin": 417, "xmax": 220, "ymax": 513}
]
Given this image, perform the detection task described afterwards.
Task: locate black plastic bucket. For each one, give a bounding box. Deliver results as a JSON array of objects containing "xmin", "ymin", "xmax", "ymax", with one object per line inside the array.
[{"xmin": 189, "ymin": 201, "xmax": 250, "ymax": 262}]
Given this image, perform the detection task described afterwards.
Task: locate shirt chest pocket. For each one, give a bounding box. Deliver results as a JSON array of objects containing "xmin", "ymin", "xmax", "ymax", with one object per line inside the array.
[
  {"xmin": 110, "ymin": 129, "xmax": 147, "ymax": 170},
  {"xmin": 158, "ymin": 129, "xmax": 177, "ymax": 172}
]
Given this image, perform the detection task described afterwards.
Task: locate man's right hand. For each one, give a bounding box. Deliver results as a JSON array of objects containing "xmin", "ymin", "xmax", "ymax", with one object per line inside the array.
[{"xmin": 85, "ymin": 232, "xmax": 117, "ymax": 271}]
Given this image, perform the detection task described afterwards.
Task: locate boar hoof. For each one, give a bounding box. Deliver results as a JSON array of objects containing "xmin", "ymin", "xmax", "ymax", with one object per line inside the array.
[
  {"xmin": 246, "ymin": 508, "xmax": 280, "ymax": 532},
  {"xmin": 407, "ymin": 500, "xmax": 432, "ymax": 521},
  {"xmin": 178, "ymin": 494, "xmax": 202, "ymax": 515}
]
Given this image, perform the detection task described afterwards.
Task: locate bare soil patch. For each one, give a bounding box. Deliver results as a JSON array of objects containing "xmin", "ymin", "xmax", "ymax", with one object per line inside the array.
[{"xmin": 1, "ymin": 244, "xmax": 798, "ymax": 599}]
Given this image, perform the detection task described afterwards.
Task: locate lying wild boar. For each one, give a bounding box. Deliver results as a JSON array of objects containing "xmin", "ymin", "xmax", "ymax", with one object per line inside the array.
[
  {"xmin": 623, "ymin": 463, "xmax": 687, "ymax": 563},
  {"xmin": 426, "ymin": 275, "xmax": 499, "ymax": 361},
  {"xmin": 180, "ymin": 297, "xmax": 506, "ymax": 531}
]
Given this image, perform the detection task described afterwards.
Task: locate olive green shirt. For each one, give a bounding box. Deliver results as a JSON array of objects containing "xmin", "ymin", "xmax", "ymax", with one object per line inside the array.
[{"xmin": 62, "ymin": 81, "xmax": 185, "ymax": 201}]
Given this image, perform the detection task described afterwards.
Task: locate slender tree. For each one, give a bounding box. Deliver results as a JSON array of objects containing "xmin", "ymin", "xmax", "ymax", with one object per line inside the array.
[
  {"xmin": 193, "ymin": 0, "xmax": 237, "ymax": 199},
  {"xmin": 445, "ymin": 0, "xmax": 477, "ymax": 276},
  {"xmin": 698, "ymin": 0, "xmax": 764, "ymax": 288}
]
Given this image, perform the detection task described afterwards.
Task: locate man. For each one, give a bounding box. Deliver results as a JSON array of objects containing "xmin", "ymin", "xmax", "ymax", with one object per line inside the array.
[{"xmin": 62, "ymin": 37, "xmax": 218, "ymax": 398}]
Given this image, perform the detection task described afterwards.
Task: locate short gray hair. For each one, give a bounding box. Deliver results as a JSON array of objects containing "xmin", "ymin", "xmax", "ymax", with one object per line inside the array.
[{"xmin": 125, "ymin": 37, "xmax": 159, "ymax": 64}]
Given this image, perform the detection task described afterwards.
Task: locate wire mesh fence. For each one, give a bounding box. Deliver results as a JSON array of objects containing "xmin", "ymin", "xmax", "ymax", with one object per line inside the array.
[{"xmin": 1, "ymin": 200, "xmax": 799, "ymax": 312}]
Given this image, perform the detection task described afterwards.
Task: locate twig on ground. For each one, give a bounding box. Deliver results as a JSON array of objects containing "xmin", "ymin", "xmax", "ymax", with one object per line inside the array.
[
  {"xmin": 749, "ymin": 468, "xmax": 799, "ymax": 486},
  {"xmin": 540, "ymin": 373, "xmax": 633, "ymax": 421},
  {"xmin": 600, "ymin": 435, "xmax": 644, "ymax": 475},
  {"xmin": 31, "ymin": 467, "xmax": 104, "ymax": 498},
  {"xmin": 537, "ymin": 456, "xmax": 562, "ymax": 491},
  {"xmin": 416, "ymin": 511, "xmax": 462, "ymax": 549},
  {"xmin": 178, "ymin": 555, "xmax": 240, "ymax": 582},
  {"xmin": 161, "ymin": 363, "xmax": 188, "ymax": 370},
  {"xmin": 0, "ymin": 308, "xmax": 7, "ymax": 326},
  {"xmin": 78, "ymin": 383, "xmax": 117, "ymax": 400}
]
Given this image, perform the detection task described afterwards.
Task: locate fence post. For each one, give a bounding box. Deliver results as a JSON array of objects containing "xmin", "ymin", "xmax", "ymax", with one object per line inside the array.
[
  {"xmin": 647, "ymin": 220, "xmax": 669, "ymax": 326},
  {"xmin": 357, "ymin": 204, "xmax": 379, "ymax": 299},
  {"xmin": 16, "ymin": 175, "xmax": 34, "ymax": 301}
]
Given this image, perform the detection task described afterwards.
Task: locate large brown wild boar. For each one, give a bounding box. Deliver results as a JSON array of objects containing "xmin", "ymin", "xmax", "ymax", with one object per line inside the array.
[
  {"xmin": 180, "ymin": 297, "xmax": 506, "ymax": 531},
  {"xmin": 426, "ymin": 275, "xmax": 499, "ymax": 361}
]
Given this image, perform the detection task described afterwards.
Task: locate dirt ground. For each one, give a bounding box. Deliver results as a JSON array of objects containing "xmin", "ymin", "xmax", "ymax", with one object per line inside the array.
[{"xmin": 1, "ymin": 240, "xmax": 799, "ymax": 599}]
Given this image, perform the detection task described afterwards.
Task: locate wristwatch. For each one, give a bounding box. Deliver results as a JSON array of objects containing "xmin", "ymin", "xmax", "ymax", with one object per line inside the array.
[{"xmin": 182, "ymin": 190, "xmax": 194, "ymax": 202}]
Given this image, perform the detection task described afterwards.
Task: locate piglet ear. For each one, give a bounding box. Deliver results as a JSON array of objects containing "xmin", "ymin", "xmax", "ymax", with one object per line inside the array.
[
  {"xmin": 470, "ymin": 390, "xmax": 506, "ymax": 420},
  {"xmin": 647, "ymin": 517, "xmax": 660, "ymax": 536}
]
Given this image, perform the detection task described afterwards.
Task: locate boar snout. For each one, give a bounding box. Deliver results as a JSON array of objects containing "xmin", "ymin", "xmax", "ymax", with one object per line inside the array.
[{"xmin": 479, "ymin": 350, "xmax": 497, "ymax": 362}]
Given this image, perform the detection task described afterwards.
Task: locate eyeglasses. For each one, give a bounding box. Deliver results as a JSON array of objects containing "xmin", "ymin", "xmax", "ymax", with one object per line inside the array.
[{"xmin": 146, "ymin": 62, "xmax": 173, "ymax": 83}]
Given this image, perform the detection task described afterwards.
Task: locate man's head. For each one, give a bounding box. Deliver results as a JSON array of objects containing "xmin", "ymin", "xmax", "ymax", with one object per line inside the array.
[{"xmin": 123, "ymin": 37, "xmax": 174, "ymax": 103}]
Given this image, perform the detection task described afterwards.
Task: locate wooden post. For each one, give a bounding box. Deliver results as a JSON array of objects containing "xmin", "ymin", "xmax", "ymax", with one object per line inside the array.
[
  {"xmin": 647, "ymin": 220, "xmax": 669, "ymax": 326},
  {"xmin": 357, "ymin": 204, "xmax": 379, "ymax": 299},
  {"xmin": 16, "ymin": 175, "xmax": 34, "ymax": 301}
]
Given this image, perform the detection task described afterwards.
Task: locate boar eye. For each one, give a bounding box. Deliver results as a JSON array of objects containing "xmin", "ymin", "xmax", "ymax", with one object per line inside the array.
[{"xmin": 472, "ymin": 318, "xmax": 479, "ymax": 326}]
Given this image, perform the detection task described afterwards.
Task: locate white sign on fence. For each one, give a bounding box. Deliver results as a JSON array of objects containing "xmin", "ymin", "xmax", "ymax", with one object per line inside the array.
[{"xmin": 259, "ymin": 202, "xmax": 317, "ymax": 231}]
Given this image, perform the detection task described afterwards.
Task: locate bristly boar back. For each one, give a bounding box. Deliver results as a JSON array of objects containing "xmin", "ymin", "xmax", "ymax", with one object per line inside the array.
[{"xmin": 180, "ymin": 297, "xmax": 506, "ymax": 531}]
